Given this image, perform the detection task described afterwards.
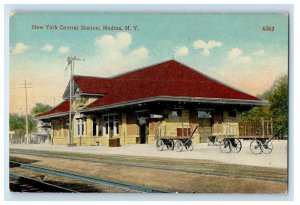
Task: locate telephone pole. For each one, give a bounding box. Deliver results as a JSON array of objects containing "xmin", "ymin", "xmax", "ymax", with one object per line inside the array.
[
  {"xmin": 19, "ymin": 80, "xmax": 32, "ymax": 145},
  {"xmin": 65, "ymin": 55, "xmax": 85, "ymax": 146}
]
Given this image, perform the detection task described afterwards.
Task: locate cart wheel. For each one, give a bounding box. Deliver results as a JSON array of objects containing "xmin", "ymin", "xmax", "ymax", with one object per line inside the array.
[
  {"xmin": 174, "ymin": 140, "xmax": 184, "ymax": 152},
  {"xmin": 156, "ymin": 139, "xmax": 165, "ymax": 151},
  {"xmin": 250, "ymin": 139, "xmax": 262, "ymax": 154},
  {"xmin": 261, "ymin": 139, "xmax": 273, "ymax": 154},
  {"xmin": 166, "ymin": 139, "xmax": 175, "ymax": 151},
  {"xmin": 207, "ymin": 137, "xmax": 213, "ymax": 146},
  {"xmin": 219, "ymin": 138, "xmax": 232, "ymax": 153},
  {"xmin": 185, "ymin": 141, "xmax": 194, "ymax": 151},
  {"xmin": 230, "ymin": 139, "xmax": 242, "ymax": 153}
]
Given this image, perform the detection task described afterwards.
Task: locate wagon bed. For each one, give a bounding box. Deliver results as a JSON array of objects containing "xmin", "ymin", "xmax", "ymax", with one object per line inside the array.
[
  {"xmin": 155, "ymin": 126, "xmax": 198, "ymax": 152},
  {"xmin": 208, "ymin": 118, "xmax": 273, "ymax": 154}
]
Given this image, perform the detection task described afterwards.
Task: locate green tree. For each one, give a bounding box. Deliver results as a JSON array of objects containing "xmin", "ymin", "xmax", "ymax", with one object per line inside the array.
[
  {"xmin": 9, "ymin": 113, "xmax": 25, "ymax": 138},
  {"xmin": 242, "ymin": 74, "xmax": 288, "ymax": 138},
  {"xmin": 31, "ymin": 103, "xmax": 53, "ymax": 116},
  {"xmin": 241, "ymin": 106, "xmax": 271, "ymax": 122},
  {"xmin": 268, "ymin": 74, "xmax": 288, "ymax": 138},
  {"xmin": 9, "ymin": 113, "xmax": 37, "ymax": 138}
]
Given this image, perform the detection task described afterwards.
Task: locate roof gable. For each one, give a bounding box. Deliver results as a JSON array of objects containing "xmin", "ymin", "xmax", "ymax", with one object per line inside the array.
[{"xmin": 74, "ymin": 76, "xmax": 112, "ymax": 94}]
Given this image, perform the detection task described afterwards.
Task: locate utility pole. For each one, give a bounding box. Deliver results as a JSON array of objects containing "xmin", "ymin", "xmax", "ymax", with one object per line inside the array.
[
  {"xmin": 19, "ymin": 80, "xmax": 32, "ymax": 145},
  {"xmin": 65, "ymin": 55, "xmax": 85, "ymax": 147}
]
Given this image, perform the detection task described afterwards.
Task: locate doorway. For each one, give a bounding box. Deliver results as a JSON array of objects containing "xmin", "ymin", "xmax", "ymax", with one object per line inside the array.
[{"xmin": 139, "ymin": 124, "xmax": 146, "ymax": 144}]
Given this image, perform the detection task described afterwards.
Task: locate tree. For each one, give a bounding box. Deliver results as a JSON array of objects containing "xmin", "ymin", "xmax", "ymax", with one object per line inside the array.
[
  {"xmin": 31, "ymin": 103, "xmax": 53, "ymax": 116},
  {"xmin": 241, "ymin": 106, "xmax": 271, "ymax": 122},
  {"xmin": 9, "ymin": 103, "xmax": 52, "ymax": 140},
  {"xmin": 9, "ymin": 113, "xmax": 25, "ymax": 138},
  {"xmin": 268, "ymin": 74, "xmax": 288, "ymax": 138},
  {"xmin": 242, "ymin": 74, "xmax": 288, "ymax": 138},
  {"xmin": 9, "ymin": 113, "xmax": 37, "ymax": 138}
]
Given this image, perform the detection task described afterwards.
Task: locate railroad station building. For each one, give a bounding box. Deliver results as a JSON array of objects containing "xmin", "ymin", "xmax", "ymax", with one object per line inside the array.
[{"xmin": 36, "ymin": 60, "xmax": 266, "ymax": 146}]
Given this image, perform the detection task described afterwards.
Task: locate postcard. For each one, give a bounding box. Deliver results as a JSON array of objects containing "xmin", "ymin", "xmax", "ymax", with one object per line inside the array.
[{"xmin": 9, "ymin": 12, "xmax": 288, "ymax": 194}]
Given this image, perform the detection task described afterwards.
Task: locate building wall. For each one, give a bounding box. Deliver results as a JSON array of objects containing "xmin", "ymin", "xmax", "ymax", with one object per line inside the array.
[
  {"xmin": 223, "ymin": 109, "xmax": 241, "ymax": 136},
  {"xmin": 148, "ymin": 119, "xmax": 160, "ymax": 144},
  {"xmin": 123, "ymin": 112, "xmax": 139, "ymax": 144},
  {"xmin": 212, "ymin": 109, "xmax": 241, "ymax": 136},
  {"xmin": 189, "ymin": 110, "xmax": 200, "ymax": 143},
  {"xmin": 199, "ymin": 118, "xmax": 212, "ymax": 143},
  {"xmin": 49, "ymin": 107, "xmax": 243, "ymax": 146}
]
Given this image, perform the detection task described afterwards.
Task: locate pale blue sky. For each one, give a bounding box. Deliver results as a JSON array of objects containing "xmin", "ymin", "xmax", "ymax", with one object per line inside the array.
[{"xmin": 9, "ymin": 12, "xmax": 288, "ymax": 113}]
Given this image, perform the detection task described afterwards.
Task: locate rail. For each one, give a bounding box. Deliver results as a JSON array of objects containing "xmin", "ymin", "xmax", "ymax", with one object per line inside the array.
[
  {"xmin": 10, "ymin": 151, "xmax": 286, "ymax": 183},
  {"xmin": 10, "ymin": 173, "xmax": 78, "ymax": 192},
  {"xmin": 10, "ymin": 161, "xmax": 169, "ymax": 193}
]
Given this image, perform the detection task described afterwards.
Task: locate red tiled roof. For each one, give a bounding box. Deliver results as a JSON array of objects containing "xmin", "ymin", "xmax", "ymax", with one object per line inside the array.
[
  {"xmin": 86, "ymin": 60, "xmax": 260, "ymax": 109},
  {"xmin": 35, "ymin": 100, "xmax": 70, "ymax": 118},
  {"xmin": 74, "ymin": 76, "xmax": 111, "ymax": 94},
  {"xmin": 38, "ymin": 60, "xmax": 261, "ymax": 119}
]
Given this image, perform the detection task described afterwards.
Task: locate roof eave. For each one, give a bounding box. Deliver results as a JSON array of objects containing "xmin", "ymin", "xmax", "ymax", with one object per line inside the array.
[
  {"xmin": 82, "ymin": 96, "xmax": 268, "ymax": 113},
  {"xmin": 35, "ymin": 112, "xmax": 74, "ymax": 120}
]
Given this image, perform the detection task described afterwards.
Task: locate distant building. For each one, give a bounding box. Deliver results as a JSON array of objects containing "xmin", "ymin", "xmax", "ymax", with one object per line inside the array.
[
  {"xmin": 36, "ymin": 60, "xmax": 266, "ymax": 146},
  {"xmin": 29, "ymin": 121, "xmax": 51, "ymax": 144}
]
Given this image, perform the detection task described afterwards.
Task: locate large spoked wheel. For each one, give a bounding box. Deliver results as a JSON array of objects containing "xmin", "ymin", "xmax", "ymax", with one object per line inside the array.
[
  {"xmin": 261, "ymin": 139, "xmax": 273, "ymax": 154},
  {"xmin": 185, "ymin": 141, "xmax": 194, "ymax": 151},
  {"xmin": 156, "ymin": 139, "xmax": 165, "ymax": 151},
  {"xmin": 250, "ymin": 139, "xmax": 263, "ymax": 154},
  {"xmin": 219, "ymin": 138, "xmax": 232, "ymax": 153},
  {"xmin": 230, "ymin": 139, "xmax": 242, "ymax": 153},
  {"xmin": 166, "ymin": 139, "xmax": 175, "ymax": 151},
  {"xmin": 207, "ymin": 137, "xmax": 215, "ymax": 146},
  {"xmin": 174, "ymin": 140, "xmax": 184, "ymax": 152}
]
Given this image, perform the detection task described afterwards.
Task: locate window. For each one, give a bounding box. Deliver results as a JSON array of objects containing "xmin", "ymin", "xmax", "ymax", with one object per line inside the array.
[
  {"xmin": 76, "ymin": 118, "xmax": 86, "ymax": 136},
  {"xmin": 102, "ymin": 114, "xmax": 119, "ymax": 137},
  {"xmin": 198, "ymin": 110, "xmax": 213, "ymax": 118},
  {"xmin": 228, "ymin": 110, "xmax": 237, "ymax": 118}
]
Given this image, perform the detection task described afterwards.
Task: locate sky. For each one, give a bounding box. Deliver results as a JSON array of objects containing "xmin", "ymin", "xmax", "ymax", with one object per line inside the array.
[{"xmin": 9, "ymin": 12, "xmax": 288, "ymax": 114}]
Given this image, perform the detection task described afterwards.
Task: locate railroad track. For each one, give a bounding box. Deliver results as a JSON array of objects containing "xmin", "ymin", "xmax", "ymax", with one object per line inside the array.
[
  {"xmin": 10, "ymin": 149, "xmax": 287, "ymax": 183},
  {"xmin": 10, "ymin": 173, "xmax": 78, "ymax": 192},
  {"xmin": 10, "ymin": 161, "xmax": 169, "ymax": 193},
  {"xmin": 10, "ymin": 148, "xmax": 286, "ymax": 175}
]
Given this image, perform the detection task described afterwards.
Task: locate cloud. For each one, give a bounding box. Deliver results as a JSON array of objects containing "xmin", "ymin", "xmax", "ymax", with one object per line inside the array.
[
  {"xmin": 59, "ymin": 46, "xmax": 70, "ymax": 54},
  {"xmin": 227, "ymin": 48, "xmax": 242, "ymax": 60},
  {"xmin": 128, "ymin": 47, "xmax": 149, "ymax": 59},
  {"xmin": 41, "ymin": 44, "xmax": 53, "ymax": 52},
  {"xmin": 96, "ymin": 32, "xmax": 132, "ymax": 50},
  {"xmin": 175, "ymin": 47, "xmax": 189, "ymax": 56},
  {"xmin": 88, "ymin": 32, "xmax": 150, "ymax": 76},
  {"xmin": 254, "ymin": 49, "xmax": 265, "ymax": 57},
  {"xmin": 227, "ymin": 47, "xmax": 252, "ymax": 63},
  {"xmin": 193, "ymin": 39, "xmax": 223, "ymax": 56},
  {"xmin": 12, "ymin": 42, "xmax": 27, "ymax": 54}
]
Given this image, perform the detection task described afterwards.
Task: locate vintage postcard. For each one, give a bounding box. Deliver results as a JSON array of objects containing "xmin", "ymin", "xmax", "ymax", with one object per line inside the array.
[{"xmin": 9, "ymin": 12, "xmax": 288, "ymax": 194}]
